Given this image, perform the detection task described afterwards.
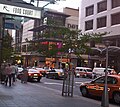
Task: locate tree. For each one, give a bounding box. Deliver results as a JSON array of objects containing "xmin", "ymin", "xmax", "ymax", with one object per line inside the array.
[
  {"xmin": 28, "ymin": 27, "xmax": 107, "ymax": 58},
  {"xmin": 2, "ymin": 32, "xmax": 13, "ymax": 62}
]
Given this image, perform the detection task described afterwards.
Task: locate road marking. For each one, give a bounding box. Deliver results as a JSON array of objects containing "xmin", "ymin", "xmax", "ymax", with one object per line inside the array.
[
  {"xmin": 27, "ymin": 82, "xmax": 118, "ymax": 107},
  {"xmin": 44, "ymin": 82, "xmax": 63, "ymax": 86}
]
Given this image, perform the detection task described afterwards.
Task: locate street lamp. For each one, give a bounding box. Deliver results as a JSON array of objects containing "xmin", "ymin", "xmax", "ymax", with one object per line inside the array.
[{"xmin": 101, "ymin": 40, "xmax": 111, "ymax": 107}]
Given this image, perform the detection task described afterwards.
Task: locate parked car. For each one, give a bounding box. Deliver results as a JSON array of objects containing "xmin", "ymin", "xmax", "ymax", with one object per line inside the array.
[
  {"xmin": 92, "ymin": 67, "xmax": 114, "ymax": 78},
  {"xmin": 17, "ymin": 68, "xmax": 42, "ymax": 82},
  {"xmin": 75, "ymin": 67, "xmax": 93, "ymax": 78},
  {"xmin": 80, "ymin": 75, "xmax": 120, "ymax": 104},
  {"xmin": 46, "ymin": 69, "xmax": 64, "ymax": 79}
]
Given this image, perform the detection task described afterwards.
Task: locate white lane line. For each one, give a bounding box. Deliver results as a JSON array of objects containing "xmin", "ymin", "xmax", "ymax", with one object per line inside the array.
[
  {"xmin": 75, "ymin": 81, "xmax": 91, "ymax": 84},
  {"xmin": 44, "ymin": 82, "xmax": 63, "ymax": 86},
  {"xmin": 28, "ymin": 82, "xmax": 118, "ymax": 107}
]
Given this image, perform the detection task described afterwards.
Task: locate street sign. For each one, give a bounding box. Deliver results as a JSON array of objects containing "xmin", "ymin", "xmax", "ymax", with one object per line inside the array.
[
  {"xmin": 0, "ymin": 3, "xmax": 41, "ymax": 19},
  {"xmin": 5, "ymin": 20, "xmax": 21, "ymax": 30},
  {"xmin": 5, "ymin": 22, "xmax": 20, "ymax": 30}
]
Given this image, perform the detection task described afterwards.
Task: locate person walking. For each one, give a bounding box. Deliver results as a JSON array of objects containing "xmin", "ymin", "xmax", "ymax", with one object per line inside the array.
[
  {"xmin": 0, "ymin": 63, "xmax": 6, "ymax": 84},
  {"xmin": 4, "ymin": 63, "xmax": 12, "ymax": 87},
  {"xmin": 11, "ymin": 63, "xmax": 18, "ymax": 85},
  {"xmin": 21, "ymin": 67, "xmax": 28, "ymax": 83}
]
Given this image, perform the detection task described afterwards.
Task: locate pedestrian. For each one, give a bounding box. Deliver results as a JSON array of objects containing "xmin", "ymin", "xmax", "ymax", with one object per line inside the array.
[
  {"xmin": 11, "ymin": 63, "xmax": 18, "ymax": 85},
  {"xmin": 0, "ymin": 63, "xmax": 6, "ymax": 84},
  {"xmin": 21, "ymin": 67, "xmax": 28, "ymax": 83},
  {"xmin": 4, "ymin": 63, "xmax": 12, "ymax": 87}
]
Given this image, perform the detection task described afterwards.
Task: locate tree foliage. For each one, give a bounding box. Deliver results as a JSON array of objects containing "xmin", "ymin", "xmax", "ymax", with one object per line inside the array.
[
  {"xmin": 2, "ymin": 32, "xmax": 13, "ymax": 62},
  {"xmin": 28, "ymin": 27, "xmax": 107, "ymax": 58}
]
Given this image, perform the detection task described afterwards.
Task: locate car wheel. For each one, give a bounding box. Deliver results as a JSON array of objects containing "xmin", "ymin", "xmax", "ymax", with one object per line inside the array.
[
  {"xmin": 113, "ymin": 92, "xmax": 120, "ymax": 104},
  {"xmin": 37, "ymin": 78, "xmax": 40, "ymax": 82},
  {"xmin": 80, "ymin": 87, "xmax": 88, "ymax": 97}
]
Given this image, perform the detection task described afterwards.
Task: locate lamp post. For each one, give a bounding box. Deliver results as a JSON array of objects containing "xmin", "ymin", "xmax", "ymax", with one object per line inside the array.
[{"xmin": 101, "ymin": 40, "xmax": 111, "ymax": 107}]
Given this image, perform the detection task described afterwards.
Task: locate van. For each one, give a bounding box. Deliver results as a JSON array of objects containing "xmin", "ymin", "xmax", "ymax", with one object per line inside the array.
[
  {"xmin": 92, "ymin": 67, "xmax": 114, "ymax": 78},
  {"xmin": 75, "ymin": 67, "xmax": 92, "ymax": 78}
]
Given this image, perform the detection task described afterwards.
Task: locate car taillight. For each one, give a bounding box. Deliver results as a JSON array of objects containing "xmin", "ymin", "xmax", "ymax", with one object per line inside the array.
[
  {"xmin": 29, "ymin": 73, "xmax": 32, "ymax": 76},
  {"xmin": 40, "ymin": 73, "xmax": 43, "ymax": 76}
]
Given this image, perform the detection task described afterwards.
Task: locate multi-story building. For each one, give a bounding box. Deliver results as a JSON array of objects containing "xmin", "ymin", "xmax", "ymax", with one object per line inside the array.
[
  {"xmin": 21, "ymin": 9, "xmax": 70, "ymax": 67},
  {"xmin": 63, "ymin": 7, "xmax": 79, "ymax": 67},
  {"xmin": 79, "ymin": 0, "xmax": 120, "ymax": 71},
  {"xmin": 63, "ymin": 7, "xmax": 79, "ymax": 30},
  {"xmin": 20, "ymin": 7, "xmax": 80, "ymax": 68}
]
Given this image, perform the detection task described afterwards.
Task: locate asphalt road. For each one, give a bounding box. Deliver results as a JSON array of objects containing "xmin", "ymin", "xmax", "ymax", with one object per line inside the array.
[{"xmin": 30, "ymin": 77, "xmax": 119, "ymax": 107}]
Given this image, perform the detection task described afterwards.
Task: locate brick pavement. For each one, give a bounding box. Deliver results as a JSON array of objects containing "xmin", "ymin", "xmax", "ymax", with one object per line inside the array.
[{"xmin": 0, "ymin": 80, "xmax": 119, "ymax": 107}]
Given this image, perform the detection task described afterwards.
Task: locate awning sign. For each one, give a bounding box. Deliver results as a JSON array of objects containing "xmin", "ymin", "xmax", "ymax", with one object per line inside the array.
[{"xmin": 0, "ymin": 3, "xmax": 41, "ymax": 19}]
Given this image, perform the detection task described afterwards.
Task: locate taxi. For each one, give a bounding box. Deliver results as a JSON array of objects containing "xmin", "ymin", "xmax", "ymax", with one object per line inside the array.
[
  {"xmin": 35, "ymin": 67, "xmax": 48, "ymax": 77},
  {"xmin": 79, "ymin": 75, "xmax": 120, "ymax": 104},
  {"xmin": 17, "ymin": 68, "xmax": 43, "ymax": 82},
  {"xmin": 75, "ymin": 67, "xmax": 92, "ymax": 78}
]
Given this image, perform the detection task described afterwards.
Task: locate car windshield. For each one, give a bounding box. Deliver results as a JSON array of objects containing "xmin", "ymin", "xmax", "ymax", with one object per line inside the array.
[{"xmin": 86, "ymin": 69, "xmax": 92, "ymax": 72}]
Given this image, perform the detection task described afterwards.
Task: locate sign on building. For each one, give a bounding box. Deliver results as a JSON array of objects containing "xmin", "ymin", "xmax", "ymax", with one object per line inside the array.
[
  {"xmin": 5, "ymin": 20, "xmax": 21, "ymax": 30},
  {"xmin": 0, "ymin": 3, "xmax": 41, "ymax": 19}
]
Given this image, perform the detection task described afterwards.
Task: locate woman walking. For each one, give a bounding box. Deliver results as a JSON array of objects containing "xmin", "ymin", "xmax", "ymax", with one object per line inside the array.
[{"xmin": 4, "ymin": 64, "xmax": 12, "ymax": 87}]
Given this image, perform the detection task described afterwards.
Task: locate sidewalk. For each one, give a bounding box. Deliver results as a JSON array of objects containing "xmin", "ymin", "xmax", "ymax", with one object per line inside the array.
[{"xmin": 0, "ymin": 80, "xmax": 119, "ymax": 107}]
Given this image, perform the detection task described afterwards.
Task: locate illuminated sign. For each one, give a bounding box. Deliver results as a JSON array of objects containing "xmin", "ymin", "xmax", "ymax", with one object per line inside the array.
[{"xmin": 0, "ymin": 3, "xmax": 41, "ymax": 19}]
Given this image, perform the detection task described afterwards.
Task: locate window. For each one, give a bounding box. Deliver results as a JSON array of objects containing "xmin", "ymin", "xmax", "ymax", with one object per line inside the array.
[
  {"xmin": 97, "ymin": 16, "xmax": 107, "ymax": 28},
  {"xmin": 85, "ymin": 20, "xmax": 93, "ymax": 31},
  {"xmin": 86, "ymin": 5, "xmax": 94, "ymax": 17},
  {"xmin": 112, "ymin": 0, "xmax": 120, "ymax": 8},
  {"xmin": 111, "ymin": 12, "xmax": 120, "ymax": 25},
  {"xmin": 97, "ymin": 0, "xmax": 107, "ymax": 13},
  {"xmin": 107, "ymin": 77, "xmax": 117, "ymax": 84},
  {"xmin": 94, "ymin": 77, "xmax": 105, "ymax": 84}
]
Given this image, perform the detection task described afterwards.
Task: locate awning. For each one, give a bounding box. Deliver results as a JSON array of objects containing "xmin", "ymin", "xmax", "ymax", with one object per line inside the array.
[{"xmin": 91, "ymin": 46, "xmax": 120, "ymax": 55}]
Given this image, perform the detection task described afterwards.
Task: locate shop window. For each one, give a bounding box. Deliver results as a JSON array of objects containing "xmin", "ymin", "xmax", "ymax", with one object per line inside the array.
[
  {"xmin": 97, "ymin": 16, "xmax": 106, "ymax": 28},
  {"xmin": 86, "ymin": 5, "xmax": 94, "ymax": 17},
  {"xmin": 85, "ymin": 20, "xmax": 93, "ymax": 31},
  {"xmin": 111, "ymin": 12, "xmax": 120, "ymax": 25},
  {"xmin": 97, "ymin": 0, "xmax": 107, "ymax": 13},
  {"xmin": 112, "ymin": 0, "xmax": 120, "ymax": 8}
]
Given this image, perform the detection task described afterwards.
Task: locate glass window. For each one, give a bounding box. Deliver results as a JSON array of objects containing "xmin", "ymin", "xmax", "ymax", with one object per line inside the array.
[
  {"xmin": 111, "ymin": 12, "xmax": 120, "ymax": 25},
  {"xmin": 85, "ymin": 20, "xmax": 93, "ymax": 31},
  {"xmin": 86, "ymin": 69, "xmax": 92, "ymax": 72},
  {"xmin": 94, "ymin": 77, "xmax": 105, "ymax": 84},
  {"xmin": 107, "ymin": 77, "xmax": 117, "ymax": 84},
  {"xmin": 97, "ymin": 0, "xmax": 107, "ymax": 13},
  {"xmin": 86, "ymin": 5, "xmax": 94, "ymax": 17},
  {"xmin": 97, "ymin": 16, "xmax": 107, "ymax": 28},
  {"xmin": 112, "ymin": 0, "xmax": 120, "ymax": 8}
]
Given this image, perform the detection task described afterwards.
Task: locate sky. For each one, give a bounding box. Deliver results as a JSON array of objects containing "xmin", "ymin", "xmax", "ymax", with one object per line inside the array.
[{"xmin": 24, "ymin": 0, "xmax": 81, "ymax": 11}]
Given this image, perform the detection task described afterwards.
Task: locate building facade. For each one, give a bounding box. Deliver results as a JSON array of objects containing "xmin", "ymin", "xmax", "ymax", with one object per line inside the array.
[{"xmin": 79, "ymin": 0, "xmax": 120, "ymax": 71}]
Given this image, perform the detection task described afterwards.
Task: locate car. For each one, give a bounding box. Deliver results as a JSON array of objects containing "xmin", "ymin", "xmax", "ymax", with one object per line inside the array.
[
  {"xmin": 46, "ymin": 69, "xmax": 64, "ymax": 79},
  {"xmin": 17, "ymin": 68, "xmax": 43, "ymax": 82},
  {"xmin": 79, "ymin": 75, "xmax": 120, "ymax": 104},
  {"xmin": 92, "ymin": 67, "xmax": 114, "ymax": 78},
  {"xmin": 18, "ymin": 67, "xmax": 23, "ymax": 73},
  {"xmin": 75, "ymin": 67, "xmax": 93, "ymax": 78},
  {"xmin": 35, "ymin": 67, "xmax": 48, "ymax": 77}
]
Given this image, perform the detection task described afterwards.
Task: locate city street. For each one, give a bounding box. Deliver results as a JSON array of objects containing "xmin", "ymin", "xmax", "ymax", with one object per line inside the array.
[{"xmin": 0, "ymin": 76, "xmax": 119, "ymax": 107}]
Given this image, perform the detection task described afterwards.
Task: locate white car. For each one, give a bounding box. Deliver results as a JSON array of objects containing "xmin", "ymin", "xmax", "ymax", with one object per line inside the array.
[{"xmin": 92, "ymin": 67, "xmax": 114, "ymax": 78}]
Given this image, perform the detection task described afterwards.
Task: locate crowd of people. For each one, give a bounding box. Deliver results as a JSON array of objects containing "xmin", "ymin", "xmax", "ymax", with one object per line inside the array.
[{"xmin": 0, "ymin": 63, "xmax": 19, "ymax": 87}]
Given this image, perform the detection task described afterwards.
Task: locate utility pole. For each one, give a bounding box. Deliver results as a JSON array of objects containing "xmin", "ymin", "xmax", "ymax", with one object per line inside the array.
[{"xmin": 101, "ymin": 40, "xmax": 111, "ymax": 107}]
